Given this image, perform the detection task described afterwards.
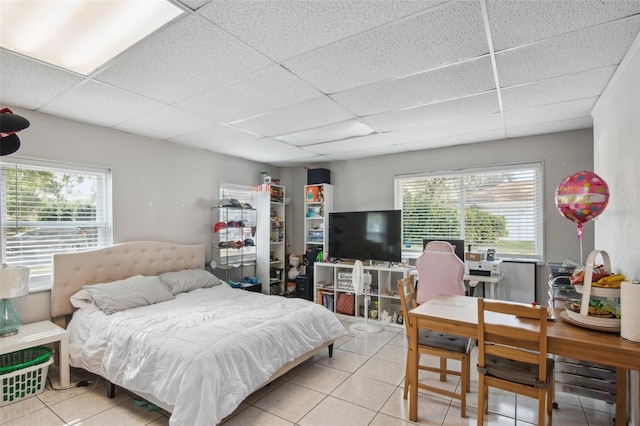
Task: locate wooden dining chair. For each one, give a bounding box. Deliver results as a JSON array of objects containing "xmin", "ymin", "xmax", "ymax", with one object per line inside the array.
[
  {"xmin": 477, "ymin": 298, "xmax": 554, "ymax": 426},
  {"xmin": 397, "ymin": 275, "xmax": 473, "ymax": 417}
]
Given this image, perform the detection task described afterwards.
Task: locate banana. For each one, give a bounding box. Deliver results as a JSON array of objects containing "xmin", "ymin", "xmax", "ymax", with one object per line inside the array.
[{"xmin": 593, "ymin": 274, "xmax": 626, "ymax": 288}]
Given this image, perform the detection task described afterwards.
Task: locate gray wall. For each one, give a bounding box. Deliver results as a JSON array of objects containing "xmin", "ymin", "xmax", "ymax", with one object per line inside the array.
[
  {"xmin": 592, "ymin": 32, "xmax": 640, "ymax": 426},
  {"xmin": 287, "ymin": 129, "xmax": 596, "ymax": 305}
]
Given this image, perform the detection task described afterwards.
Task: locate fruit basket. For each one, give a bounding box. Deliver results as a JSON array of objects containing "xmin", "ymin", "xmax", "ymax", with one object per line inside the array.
[{"xmin": 561, "ymin": 249, "xmax": 621, "ymax": 332}]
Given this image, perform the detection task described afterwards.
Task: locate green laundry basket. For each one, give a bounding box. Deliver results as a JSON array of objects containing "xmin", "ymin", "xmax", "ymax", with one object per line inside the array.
[{"xmin": 1, "ymin": 346, "xmax": 53, "ymax": 406}]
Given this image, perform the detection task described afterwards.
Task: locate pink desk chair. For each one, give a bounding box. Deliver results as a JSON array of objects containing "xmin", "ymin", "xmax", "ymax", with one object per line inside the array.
[{"xmin": 415, "ymin": 241, "xmax": 466, "ymax": 305}]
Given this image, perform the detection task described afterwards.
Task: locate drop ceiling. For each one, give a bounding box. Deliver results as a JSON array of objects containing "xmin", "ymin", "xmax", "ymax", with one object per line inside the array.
[{"xmin": 1, "ymin": 0, "xmax": 639, "ymax": 166}]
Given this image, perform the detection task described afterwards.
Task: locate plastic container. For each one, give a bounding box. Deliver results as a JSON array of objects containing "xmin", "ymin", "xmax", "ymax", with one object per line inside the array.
[
  {"xmin": 547, "ymin": 262, "xmax": 577, "ymax": 278},
  {"xmin": 1, "ymin": 346, "xmax": 53, "ymax": 406},
  {"xmin": 547, "ymin": 262, "xmax": 577, "ymax": 286}
]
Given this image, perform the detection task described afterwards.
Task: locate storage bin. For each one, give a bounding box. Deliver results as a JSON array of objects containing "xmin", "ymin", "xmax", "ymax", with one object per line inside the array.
[
  {"xmin": 1, "ymin": 346, "xmax": 53, "ymax": 406},
  {"xmin": 307, "ymin": 168, "xmax": 330, "ymax": 184}
]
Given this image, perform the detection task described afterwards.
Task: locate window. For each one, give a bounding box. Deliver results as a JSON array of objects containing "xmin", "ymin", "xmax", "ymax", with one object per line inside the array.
[
  {"xmin": 394, "ymin": 163, "xmax": 543, "ymax": 261},
  {"xmin": 219, "ymin": 183, "xmax": 256, "ymax": 207},
  {"xmin": 1, "ymin": 159, "xmax": 112, "ymax": 290}
]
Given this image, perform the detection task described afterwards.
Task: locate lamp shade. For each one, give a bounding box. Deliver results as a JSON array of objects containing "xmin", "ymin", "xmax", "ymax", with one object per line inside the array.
[{"xmin": 0, "ymin": 265, "xmax": 30, "ymax": 298}]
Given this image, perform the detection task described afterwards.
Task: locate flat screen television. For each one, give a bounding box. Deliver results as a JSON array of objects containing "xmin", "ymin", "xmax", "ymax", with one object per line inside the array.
[
  {"xmin": 328, "ymin": 210, "xmax": 402, "ymax": 263},
  {"xmin": 422, "ymin": 239, "xmax": 465, "ymax": 261}
]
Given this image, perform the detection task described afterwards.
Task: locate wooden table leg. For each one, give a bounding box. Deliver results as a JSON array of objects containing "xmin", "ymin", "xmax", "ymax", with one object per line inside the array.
[
  {"xmin": 409, "ymin": 320, "xmax": 419, "ymax": 422},
  {"xmin": 615, "ymin": 368, "xmax": 627, "ymax": 426}
]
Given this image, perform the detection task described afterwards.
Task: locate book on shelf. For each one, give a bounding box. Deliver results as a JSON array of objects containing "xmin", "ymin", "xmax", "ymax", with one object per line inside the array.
[{"xmin": 317, "ymin": 290, "xmax": 334, "ymax": 311}]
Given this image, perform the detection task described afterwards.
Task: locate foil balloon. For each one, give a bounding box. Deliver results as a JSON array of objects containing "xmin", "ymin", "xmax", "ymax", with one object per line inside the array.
[{"xmin": 555, "ymin": 171, "xmax": 609, "ymax": 240}]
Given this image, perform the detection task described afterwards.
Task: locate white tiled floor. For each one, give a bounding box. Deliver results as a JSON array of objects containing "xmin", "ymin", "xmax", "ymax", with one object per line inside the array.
[{"xmin": 0, "ymin": 319, "xmax": 616, "ymax": 425}]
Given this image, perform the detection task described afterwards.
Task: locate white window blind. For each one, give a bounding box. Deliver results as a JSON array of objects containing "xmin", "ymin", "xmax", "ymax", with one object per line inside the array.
[
  {"xmin": 219, "ymin": 183, "xmax": 257, "ymax": 207},
  {"xmin": 1, "ymin": 159, "xmax": 112, "ymax": 289},
  {"xmin": 394, "ymin": 163, "xmax": 543, "ymax": 260}
]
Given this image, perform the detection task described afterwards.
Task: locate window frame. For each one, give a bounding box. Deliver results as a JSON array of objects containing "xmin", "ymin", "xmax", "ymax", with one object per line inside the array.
[
  {"xmin": 1, "ymin": 157, "xmax": 113, "ymax": 291},
  {"xmin": 394, "ymin": 162, "xmax": 544, "ymax": 262}
]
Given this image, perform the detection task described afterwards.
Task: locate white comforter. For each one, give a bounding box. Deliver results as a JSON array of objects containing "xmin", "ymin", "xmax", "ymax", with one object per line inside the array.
[{"xmin": 67, "ymin": 284, "xmax": 345, "ymax": 425}]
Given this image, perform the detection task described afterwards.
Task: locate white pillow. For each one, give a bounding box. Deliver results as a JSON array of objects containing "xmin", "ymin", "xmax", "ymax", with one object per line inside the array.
[
  {"xmin": 84, "ymin": 275, "xmax": 174, "ymax": 314},
  {"xmin": 159, "ymin": 269, "xmax": 224, "ymax": 295},
  {"xmin": 70, "ymin": 289, "xmax": 99, "ymax": 313}
]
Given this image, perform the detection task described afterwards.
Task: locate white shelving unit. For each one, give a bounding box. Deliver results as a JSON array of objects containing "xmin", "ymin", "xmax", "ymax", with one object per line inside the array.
[
  {"xmin": 314, "ymin": 262, "xmax": 412, "ymax": 328},
  {"xmin": 257, "ymin": 183, "xmax": 286, "ymax": 295},
  {"xmin": 303, "ymin": 183, "xmax": 333, "ymax": 270}
]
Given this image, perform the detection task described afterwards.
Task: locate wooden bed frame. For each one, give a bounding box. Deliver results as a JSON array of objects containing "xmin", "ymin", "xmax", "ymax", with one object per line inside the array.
[{"xmin": 50, "ymin": 241, "xmax": 334, "ymax": 408}]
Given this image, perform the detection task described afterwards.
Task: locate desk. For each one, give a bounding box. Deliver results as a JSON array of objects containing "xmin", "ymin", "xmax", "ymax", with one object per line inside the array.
[
  {"xmin": 0, "ymin": 321, "xmax": 70, "ymax": 388},
  {"xmin": 464, "ymin": 273, "xmax": 503, "ymax": 299},
  {"xmin": 409, "ymin": 271, "xmax": 503, "ymax": 299},
  {"xmin": 407, "ymin": 294, "xmax": 639, "ymax": 425}
]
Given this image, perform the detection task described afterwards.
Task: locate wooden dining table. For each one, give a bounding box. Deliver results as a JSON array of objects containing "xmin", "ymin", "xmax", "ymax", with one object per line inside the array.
[{"xmin": 407, "ymin": 294, "xmax": 640, "ymax": 425}]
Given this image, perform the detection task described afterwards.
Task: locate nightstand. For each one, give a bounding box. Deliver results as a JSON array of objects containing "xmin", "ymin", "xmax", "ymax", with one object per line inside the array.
[{"xmin": 0, "ymin": 320, "xmax": 69, "ymax": 388}]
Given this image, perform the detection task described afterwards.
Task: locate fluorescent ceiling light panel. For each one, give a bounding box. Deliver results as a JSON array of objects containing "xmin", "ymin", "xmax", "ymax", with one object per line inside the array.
[
  {"xmin": 274, "ymin": 119, "xmax": 375, "ymax": 146},
  {"xmin": 0, "ymin": 0, "xmax": 183, "ymax": 75}
]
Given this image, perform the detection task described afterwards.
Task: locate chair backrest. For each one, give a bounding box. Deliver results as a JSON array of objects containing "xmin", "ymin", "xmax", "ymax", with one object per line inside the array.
[
  {"xmin": 415, "ymin": 241, "xmax": 465, "ymax": 305},
  {"xmin": 397, "ymin": 275, "xmax": 417, "ymax": 336},
  {"xmin": 477, "ymin": 298, "xmax": 549, "ymax": 383}
]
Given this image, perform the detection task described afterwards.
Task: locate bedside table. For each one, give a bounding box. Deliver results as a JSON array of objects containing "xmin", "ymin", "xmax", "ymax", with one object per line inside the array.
[{"xmin": 0, "ymin": 321, "xmax": 69, "ymax": 388}]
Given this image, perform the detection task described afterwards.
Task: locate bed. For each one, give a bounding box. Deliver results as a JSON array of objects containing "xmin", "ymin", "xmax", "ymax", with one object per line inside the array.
[{"xmin": 51, "ymin": 241, "xmax": 345, "ymax": 425}]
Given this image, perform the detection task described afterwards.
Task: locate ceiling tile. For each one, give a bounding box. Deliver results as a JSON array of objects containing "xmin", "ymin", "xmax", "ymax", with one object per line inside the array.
[
  {"xmin": 93, "ymin": 14, "xmax": 273, "ymax": 104},
  {"xmin": 326, "ymin": 144, "xmax": 408, "ymax": 161},
  {"xmin": 390, "ymin": 113, "xmax": 505, "ymax": 143},
  {"xmin": 304, "ymin": 132, "xmax": 401, "ymax": 155},
  {"xmin": 175, "ymin": 65, "xmax": 323, "ymax": 123},
  {"xmin": 362, "ymin": 91, "xmax": 500, "ymax": 133},
  {"xmin": 501, "ymin": 66, "xmax": 616, "ymax": 111},
  {"xmin": 505, "ymin": 116, "xmax": 592, "ymax": 139},
  {"xmin": 274, "ymin": 119, "xmax": 374, "ymax": 146},
  {"xmin": 276, "ymin": 155, "xmax": 331, "ymax": 166},
  {"xmin": 496, "ymin": 15, "xmax": 640, "ymax": 87},
  {"xmin": 504, "ymin": 98, "xmax": 598, "ymax": 128},
  {"xmin": 241, "ymin": 147, "xmax": 321, "ymax": 164},
  {"xmin": 169, "ymin": 124, "xmax": 260, "ymax": 149},
  {"xmin": 269, "ymin": 157, "xmax": 331, "ymax": 167},
  {"xmin": 236, "ymin": 138, "xmax": 293, "ymax": 154},
  {"xmin": 487, "ymin": 0, "xmax": 640, "ymax": 51},
  {"xmin": 0, "ymin": 49, "xmax": 84, "ymax": 110},
  {"xmin": 332, "ymin": 56, "xmax": 495, "ymax": 116},
  {"xmin": 232, "ymin": 96, "xmax": 355, "ymax": 137},
  {"xmin": 39, "ymin": 80, "xmax": 165, "ymax": 128},
  {"xmin": 114, "ymin": 106, "xmax": 220, "ymax": 140},
  {"xmin": 282, "ymin": 1, "xmax": 488, "ymax": 93},
  {"xmin": 210, "ymin": 138, "xmax": 292, "ymax": 159},
  {"xmin": 401, "ymin": 128, "xmax": 507, "ymax": 152},
  {"xmin": 197, "ymin": 0, "xmax": 445, "ymax": 62},
  {"xmin": 306, "ymin": 113, "xmax": 504, "ymax": 156}
]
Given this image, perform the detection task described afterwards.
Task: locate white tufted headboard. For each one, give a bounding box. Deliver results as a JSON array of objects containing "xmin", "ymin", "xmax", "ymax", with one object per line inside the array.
[{"xmin": 51, "ymin": 241, "xmax": 205, "ymax": 321}]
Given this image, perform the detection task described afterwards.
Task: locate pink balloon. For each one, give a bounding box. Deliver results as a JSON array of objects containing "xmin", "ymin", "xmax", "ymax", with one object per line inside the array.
[{"xmin": 555, "ymin": 171, "xmax": 609, "ymax": 239}]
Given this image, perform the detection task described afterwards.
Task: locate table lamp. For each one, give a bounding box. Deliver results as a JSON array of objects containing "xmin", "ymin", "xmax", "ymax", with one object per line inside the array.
[{"xmin": 0, "ymin": 264, "xmax": 30, "ymax": 337}]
